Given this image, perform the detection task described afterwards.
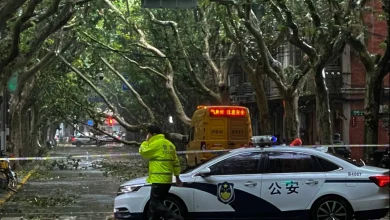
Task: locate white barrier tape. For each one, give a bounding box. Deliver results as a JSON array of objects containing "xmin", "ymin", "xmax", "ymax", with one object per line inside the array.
[{"xmin": 0, "ymin": 144, "xmax": 388, "ymax": 161}]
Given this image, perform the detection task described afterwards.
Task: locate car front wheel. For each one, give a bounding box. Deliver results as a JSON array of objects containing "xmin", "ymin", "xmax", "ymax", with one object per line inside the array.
[
  {"xmin": 310, "ymin": 195, "xmax": 353, "ymax": 220},
  {"xmin": 145, "ymin": 195, "xmax": 186, "ymax": 220}
]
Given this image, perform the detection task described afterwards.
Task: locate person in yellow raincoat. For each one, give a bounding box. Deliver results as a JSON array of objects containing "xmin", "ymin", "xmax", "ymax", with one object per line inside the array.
[{"xmin": 139, "ymin": 125, "xmax": 184, "ymax": 220}]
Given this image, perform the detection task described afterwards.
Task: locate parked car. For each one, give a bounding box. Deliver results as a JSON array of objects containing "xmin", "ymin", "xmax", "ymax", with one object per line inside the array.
[
  {"xmin": 71, "ymin": 135, "xmax": 103, "ymax": 147},
  {"xmin": 114, "ymin": 146, "xmax": 389, "ymax": 220}
]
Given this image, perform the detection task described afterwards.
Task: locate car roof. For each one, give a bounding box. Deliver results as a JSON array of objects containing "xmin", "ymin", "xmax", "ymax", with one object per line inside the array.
[
  {"xmin": 229, "ymin": 146, "xmax": 358, "ymax": 166},
  {"xmin": 182, "ymin": 146, "xmax": 360, "ymax": 177},
  {"xmin": 230, "ymin": 146, "xmax": 326, "ymax": 154}
]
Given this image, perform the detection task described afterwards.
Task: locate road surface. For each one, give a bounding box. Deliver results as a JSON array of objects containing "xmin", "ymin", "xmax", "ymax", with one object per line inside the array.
[{"xmin": 0, "ymin": 145, "xmax": 141, "ymax": 220}]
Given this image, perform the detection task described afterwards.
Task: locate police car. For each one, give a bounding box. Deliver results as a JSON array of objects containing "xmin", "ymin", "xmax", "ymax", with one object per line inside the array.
[{"xmin": 114, "ymin": 136, "xmax": 389, "ymax": 220}]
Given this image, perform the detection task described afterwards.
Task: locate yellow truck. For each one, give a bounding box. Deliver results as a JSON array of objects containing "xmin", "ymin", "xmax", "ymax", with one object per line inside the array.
[{"xmin": 183, "ymin": 105, "xmax": 253, "ymax": 167}]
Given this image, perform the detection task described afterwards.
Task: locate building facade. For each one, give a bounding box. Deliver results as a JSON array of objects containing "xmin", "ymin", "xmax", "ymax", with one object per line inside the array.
[{"xmin": 228, "ymin": 0, "xmax": 389, "ymax": 159}]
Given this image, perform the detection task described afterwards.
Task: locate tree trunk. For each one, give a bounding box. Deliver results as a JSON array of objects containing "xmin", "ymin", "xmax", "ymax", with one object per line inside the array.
[
  {"xmin": 10, "ymin": 106, "xmax": 22, "ymax": 169},
  {"xmin": 31, "ymin": 104, "xmax": 40, "ymax": 148},
  {"xmin": 219, "ymin": 85, "xmax": 230, "ymax": 105},
  {"xmin": 249, "ymin": 72, "xmax": 271, "ymax": 134},
  {"xmin": 314, "ymin": 68, "xmax": 333, "ymax": 144},
  {"xmin": 20, "ymin": 112, "xmax": 33, "ymax": 157},
  {"xmin": 363, "ymin": 72, "xmax": 382, "ymax": 153},
  {"xmin": 40, "ymin": 124, "xmax": 48, "ymax": 145},
  {"xmin": 165, "ymin": 76, "xmax": 191, "ymax": 126},
  {"xmin": 283, "ymin": 92, "xmax": 300, "ymax": 143}
]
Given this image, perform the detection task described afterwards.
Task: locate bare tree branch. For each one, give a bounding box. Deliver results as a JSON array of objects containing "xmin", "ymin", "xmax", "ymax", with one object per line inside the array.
[
  {"xmin": 197, "ymin": 7, "xmax": 220, "ymax": 77},
  {"xmin": 79, "ymin": 120, "xmax": 141, "ymax": 146},
  {"xmin": 18, "ymin": 40, "xmax": 73, "ymax": 97},
  {"xmin": 100, "ymin": 83, "xmax": 141, "ymax": 124},
  {"xmin": 347, "ymin": 35, "xmax": 375, "ymax": 72},
  {"xmin": 59, "ymin": 54, "xmax": 142, "ymax": 132},
  {"xmin": 0, "ymin": 0, "xmax": 28, "ymax": 34},
  {"xmin": 80, "ymin": 31, "xmax": 168, "ymax": 79},
  {"xmin": 5, "ymin": 0, "xmax": 42, "ymax": 67},
  {"xmin": 275, "ymin": 0, "xmax": 318, "ymax": 59},
  {"xmin": 100, "ymin": 56, "xmax": 156, "ymax": 123},
  {"xmin": 102, "ymin": 1, "xmax": 192, "ymax": 125},
  {"xmin": 21, "ymin": 0, "xmax": 61, "ymax": 31},
  {"xmin": 235, "ymin": 4, "xmax": 288, "ymax": 93},
  {"xmin": 147, "ymin": 9, "xmax": 221, "ymax": 103},
  {"xmin": 303, "ymin": 0, "xmax": 322, "ymax": 28},
  {"xmin": 0, "ymin": 1, "xmax": 76, "ymax": 87}
]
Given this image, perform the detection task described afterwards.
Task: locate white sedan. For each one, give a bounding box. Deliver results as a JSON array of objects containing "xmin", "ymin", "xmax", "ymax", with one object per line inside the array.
[{"xmin": 114, "ymin": 146, "xmax": 389, "ymax": 220}]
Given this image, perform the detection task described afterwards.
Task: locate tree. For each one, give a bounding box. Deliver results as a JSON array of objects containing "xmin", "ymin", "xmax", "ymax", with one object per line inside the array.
[
  {"xmin": 346, "ymin": 0, "xmax": 389, "ymax": 148},
  {"xmin": 53, "ymin": 0, "xmax": 267, "ymax": 135},
  {"xmin": 1, "ymin": 0, "xmax": 91, "ymax": 162},
  {"xmin": 215, "ymin": 0, "xmax": 352, "ymax": 143},
  {"xmin": 0, "ymin": 0, "xmax": 90, "ymax": 87}
]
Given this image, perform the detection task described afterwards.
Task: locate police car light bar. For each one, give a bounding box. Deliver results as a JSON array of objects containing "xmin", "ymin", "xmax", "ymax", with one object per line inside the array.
[{"xmin": 251, "ymin": 135, "xmax": 277, "ymax": 145}]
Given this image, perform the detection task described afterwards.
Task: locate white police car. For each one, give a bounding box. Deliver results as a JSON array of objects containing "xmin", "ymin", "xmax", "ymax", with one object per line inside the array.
[{"xmin": 114, "ymin": 146, "xmax": 389, "ymax": 220}]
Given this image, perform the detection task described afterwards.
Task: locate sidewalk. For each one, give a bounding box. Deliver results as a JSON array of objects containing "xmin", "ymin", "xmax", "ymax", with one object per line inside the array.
[{"xmin": 0, "ymin": 152, "xmax": 52, "ymax": 205}]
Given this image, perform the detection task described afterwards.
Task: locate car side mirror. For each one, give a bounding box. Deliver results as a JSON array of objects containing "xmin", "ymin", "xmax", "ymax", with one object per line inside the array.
[
  {"xmin": 182, "ymin": 135, "xmax": 189, "ymax": 144},
  {"xmin": 195, "ymin": 167, "xmax": 211, "ymax": 177}
]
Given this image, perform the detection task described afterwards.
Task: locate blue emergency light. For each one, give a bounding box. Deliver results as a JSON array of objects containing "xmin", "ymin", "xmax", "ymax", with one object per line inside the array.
[{"xmin": 251, "ymin": 135, "xmax": 278, "ymax": 147}]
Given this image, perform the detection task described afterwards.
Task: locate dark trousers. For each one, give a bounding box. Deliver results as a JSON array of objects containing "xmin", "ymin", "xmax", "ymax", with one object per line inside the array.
[{"xmin": 149, "ymin": 183, "xmax": 184, "ymax": 220}]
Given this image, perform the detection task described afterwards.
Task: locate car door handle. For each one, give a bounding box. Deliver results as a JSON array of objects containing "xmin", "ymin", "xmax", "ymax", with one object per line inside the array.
[
  {"xmin": 305, "ymin": 179, "xmax": 319, "ymax": 185},
  {"xmin": 244, "ymin": 181, "xmax": 257, "ymax": 187}
]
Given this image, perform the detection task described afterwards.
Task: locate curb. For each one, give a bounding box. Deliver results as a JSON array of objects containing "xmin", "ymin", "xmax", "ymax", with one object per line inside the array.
[
  {"xmin": 0, "ymin": 168, "xmax": 35, "ymax": 205},
  {"xmin": 0, "ymin": 152, "xmax": 52, "ymax": 206}
]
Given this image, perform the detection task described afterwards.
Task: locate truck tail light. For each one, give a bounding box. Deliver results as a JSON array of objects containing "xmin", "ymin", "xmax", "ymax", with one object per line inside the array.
[
  {"xmin": 71, "ymin": 137, "xmax": 75, "ymax": 142},
  {"xmin": 369, "ymin": 175, "xmax": 390, "ymax": 187}
]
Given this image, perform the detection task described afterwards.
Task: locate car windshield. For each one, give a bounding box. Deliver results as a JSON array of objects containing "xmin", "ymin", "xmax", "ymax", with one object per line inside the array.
[{"xmin": 180, "ymin": 151, "xmax": 230, "ymax": 174}]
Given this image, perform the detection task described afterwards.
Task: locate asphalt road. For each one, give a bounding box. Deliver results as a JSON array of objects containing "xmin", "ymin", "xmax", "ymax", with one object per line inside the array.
[
  {"xmin": 0, "ymin": 145, "xmax": 388, "ymax": 220},
  {"xmin": 0, "ymin": 145, "xmax": 140, "ymax": 220}
]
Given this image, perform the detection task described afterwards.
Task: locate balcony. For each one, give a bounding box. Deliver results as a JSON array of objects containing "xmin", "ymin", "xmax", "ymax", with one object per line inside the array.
[
  {"xmin": 230, "ymin": 82, "xmax": 256, "ymax": 103},
  {"xmin": 228, "ymin": 55, "xmax": 345, "ymax": 102}
]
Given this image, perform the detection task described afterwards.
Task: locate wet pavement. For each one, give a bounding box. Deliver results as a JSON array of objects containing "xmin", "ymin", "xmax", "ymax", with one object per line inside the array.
[{"xmin": 0, "ymin": 145, "xmax": 143, "ymax": 220}]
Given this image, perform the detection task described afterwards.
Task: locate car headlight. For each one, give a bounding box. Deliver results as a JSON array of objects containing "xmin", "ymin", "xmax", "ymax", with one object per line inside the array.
[{"xmin": 117, "ymin": 184, "xmax": 144, "ymax": 195}]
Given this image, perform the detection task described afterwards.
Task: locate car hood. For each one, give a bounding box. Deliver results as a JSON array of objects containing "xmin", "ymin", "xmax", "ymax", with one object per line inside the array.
[
  {"xmin": 120, "ymin": 175, "xmax": 191, "ymax": 187},
  {"xmin": 120, "ymin": 177, "xmax": 147, "ymax": 186}
]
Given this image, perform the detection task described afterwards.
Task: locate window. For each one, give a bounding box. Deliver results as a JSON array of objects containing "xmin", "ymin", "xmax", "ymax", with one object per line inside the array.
[
  {"xmin": 266, "ymin": 152, "xmax": 322, "ymax": 173},
  {"xmin": 315, "ymin": 157, "xmax": 340, "ymax": 171},
  {"xmin": 209, "ymin": 152, "xmax": 262, "ymax": 175}
]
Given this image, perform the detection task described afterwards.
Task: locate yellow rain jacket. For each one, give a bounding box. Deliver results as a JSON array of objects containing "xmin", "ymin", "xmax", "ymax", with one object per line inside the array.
[{"xmin": 139, "ymin": 134, "xmax": 181, "ymax": 184}]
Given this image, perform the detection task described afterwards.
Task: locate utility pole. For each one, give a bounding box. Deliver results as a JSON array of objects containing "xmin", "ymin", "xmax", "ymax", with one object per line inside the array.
[{"xmin": 1, "ymin": 85, "xmax": 7, "ymax": 152}]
